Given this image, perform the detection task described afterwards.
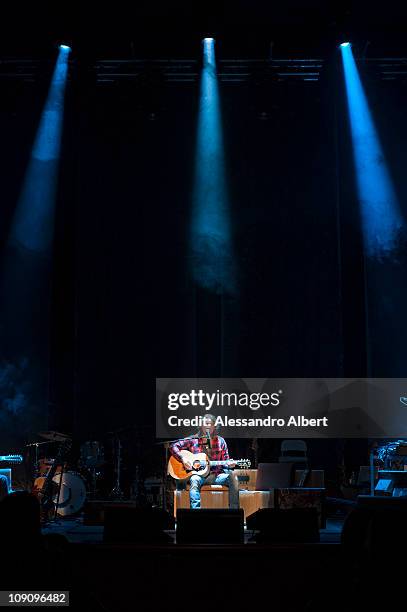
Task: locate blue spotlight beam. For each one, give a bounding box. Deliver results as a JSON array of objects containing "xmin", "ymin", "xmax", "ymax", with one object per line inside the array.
[
  {"xmin": 340, "ymin": 44, "xmax": 404, "ymax": 259},
  {"xmin": 0, "ymin": 46, "xmax": 70, "ymax": 443},
  {"xmin": 9, "ymin": 45, "xmax": 70, "ymax": 252},
  {"xmin": 190, "ymin": 38, "xmax": 236, "ymax": 295}
]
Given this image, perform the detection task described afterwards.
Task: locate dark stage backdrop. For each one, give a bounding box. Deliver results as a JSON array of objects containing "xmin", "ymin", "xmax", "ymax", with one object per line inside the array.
[
  {"xmin": 0, "ymin": 80, "xmax": 52, "ymax": 459},
  {"xmin": 63, "ymin": 73, "xmax": 344, "ymax": 443},
  {"xmin": 3, "ymin": 57, "xmax": 407, "ymax": 480}
]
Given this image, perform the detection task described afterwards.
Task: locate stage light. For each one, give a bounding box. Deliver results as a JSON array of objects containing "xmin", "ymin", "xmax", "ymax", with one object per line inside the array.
[
  {"xmin": 340, "ymin": 41, "xmax": 403, "ymax": 259},
  {"xmin": 8, "ymin": 44, "xmax": 70, "ymax": 252},
  {"xmin": 202, "ymin": 37, "xmax": 216, "ymax": 69},
  {"xmin": 190, "ymin": 37, "xmax": 236, "ymax": 294},
  {"xmin": 340, "ymin": 42, "xmax": 350, "ymax": 48},
  {"xmin": 0, "ymin": 43, "xmax": 71, "ymax": 442},
  {"xmin": 59, "ymin": 44, "xmax": 71, "ymax": 52}
]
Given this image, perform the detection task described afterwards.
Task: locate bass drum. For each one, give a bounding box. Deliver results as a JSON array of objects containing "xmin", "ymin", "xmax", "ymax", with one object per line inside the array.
[{"xmin": 51, "ymin": 471, "xmax": 87, "ymax": 516}]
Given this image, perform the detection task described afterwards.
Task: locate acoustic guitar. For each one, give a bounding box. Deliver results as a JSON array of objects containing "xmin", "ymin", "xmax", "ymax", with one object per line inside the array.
[
  {"xmin": 168, "ymin": 450, "xmax": 251, "ymax": 481},
  {"xmin": 33, "ymin": 439, "xmax": 72, "ymax": 521}
]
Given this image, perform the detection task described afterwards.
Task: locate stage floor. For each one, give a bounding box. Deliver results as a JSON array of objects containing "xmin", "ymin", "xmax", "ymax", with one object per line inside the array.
[{"xmin": 42, "ymin": 515, "xmax": 344, "ymax": 545}]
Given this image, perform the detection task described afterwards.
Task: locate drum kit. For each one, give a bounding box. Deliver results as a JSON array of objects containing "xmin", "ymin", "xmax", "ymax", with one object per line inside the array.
[{"xmin": 29, "ymin": 430, "xmax": 106, "ymax": 519}]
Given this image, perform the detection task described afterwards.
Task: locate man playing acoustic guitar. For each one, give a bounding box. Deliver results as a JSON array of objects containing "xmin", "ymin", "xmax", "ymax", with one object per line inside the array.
[{"xmin": 169, "ymin": 414, "xmax": 239, "ymax": 509}]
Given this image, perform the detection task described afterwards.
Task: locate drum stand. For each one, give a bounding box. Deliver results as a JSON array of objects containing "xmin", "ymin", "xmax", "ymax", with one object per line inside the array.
[
  {"xmin": 110, "ymin": 435, "xmax": 124, "ymax": 499},
  {"xmin": 53, "ymin": 462, "xmax": 65, "ymax": 521},
  {"xmin": 25, "ymin": 440, "xmax": 48, "ymax": 479},
  {"xmin": 39, "ymin": 461, "xmax": 65, "ymax": 526},
  {"xmin": 88, "ymin": 466, "xmax": 99, "ymax": 499}
]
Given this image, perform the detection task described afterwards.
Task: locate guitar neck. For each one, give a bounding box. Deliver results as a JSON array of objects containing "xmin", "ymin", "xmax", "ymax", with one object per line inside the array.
[{"xmin": 0, "ymin": 455, "xmax": 22, "ymax": 463}]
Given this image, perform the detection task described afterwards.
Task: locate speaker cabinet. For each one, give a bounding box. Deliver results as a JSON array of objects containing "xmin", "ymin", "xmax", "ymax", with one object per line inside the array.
[
  {"xmin": 103, "ymin": 506, "xmax": 174, "ymax": 543},
  {"xmin": 246, "ymin": 508, "xmax": 320, "ymax": 543},
  {"xmin": 176, "ymin": 508, "xmax": 244, "ymax": 544}
]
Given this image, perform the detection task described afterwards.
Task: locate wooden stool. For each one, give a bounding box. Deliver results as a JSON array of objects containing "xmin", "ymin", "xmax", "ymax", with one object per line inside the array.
[
  {"xmin": 238, "ymin": 490, "xmax": 275, "ymax": 520},
  {"xmin": 174, "ymin": 485, "xmax": 229, "ymax": 516}
]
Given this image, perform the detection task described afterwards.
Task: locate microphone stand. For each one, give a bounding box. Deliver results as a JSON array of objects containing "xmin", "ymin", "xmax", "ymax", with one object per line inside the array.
[{"xmin": 204, "ymin": 430, "xmax": 212, "ymax": 459}]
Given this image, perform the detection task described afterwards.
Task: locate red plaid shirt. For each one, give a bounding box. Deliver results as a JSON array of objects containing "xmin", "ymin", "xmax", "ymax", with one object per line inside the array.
[{"xmin": 170, "ymin": 435, "xmax": 230, "ymax": 475}]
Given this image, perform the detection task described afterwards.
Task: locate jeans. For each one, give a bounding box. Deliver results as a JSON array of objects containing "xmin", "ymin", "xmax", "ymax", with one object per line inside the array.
[{"xmin": 188, "ymin": 471, "xmax": 239, "ymax": 509}]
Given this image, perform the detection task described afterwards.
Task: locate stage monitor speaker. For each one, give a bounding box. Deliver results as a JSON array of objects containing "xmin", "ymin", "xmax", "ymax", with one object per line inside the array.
[
  {"xmin": 103, "ymin": 506, "xmax": 174, "ymax": 543},
  {"xmin": 357, "ymin": 495, "xmax": 407, "ymax": 509},
  {"xmin": 343, "ymin": 502, "xmax": 407, "ymax": 553},
  {"xmin": 176, "ymin": 508, "xmax": 244, "ymax": 544},
  {"xmin": 246, "ymin": 508, "xmax": 320, "ymax": 543}
]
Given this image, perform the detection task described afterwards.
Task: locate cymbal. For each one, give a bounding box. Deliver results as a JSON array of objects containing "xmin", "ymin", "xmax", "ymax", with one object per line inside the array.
[{"xmin": 38, "ymin": 431, "xmax": 71, "ymax": 442}]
